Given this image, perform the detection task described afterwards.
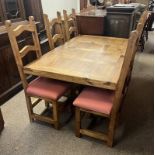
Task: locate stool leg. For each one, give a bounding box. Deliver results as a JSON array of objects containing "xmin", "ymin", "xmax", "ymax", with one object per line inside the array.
[
  {"xmin": 107, "ymin": 115, "xmax": 117, "ymax": 147},
  {"xmin": 75, "ymin": 107, "xmax": 81, "ymax": 137},
  {"xmin": 45, "ymin": 101, "xmax": 50, "ymax": 108},
  {"xmin": 25, "ymin": 95, "xmax": 34, "ymax": 122},
  {"xmin": 53, "ymin": 101, "xmax": 59, "ymax": 129}
]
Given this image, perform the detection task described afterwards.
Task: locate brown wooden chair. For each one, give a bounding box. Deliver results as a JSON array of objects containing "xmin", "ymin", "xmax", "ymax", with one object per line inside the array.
[
  {"xmin": 73, "ymin": 30, "xmax": 138, "ymax": 147},
  {"xmin": 125, "ymin": 11, "xmax": 148, "ymax": 81},
  {"xmin": 5, "ymin": 16, "xmax": 71, "ymax": 129},
  {"xmin": 63, "ymin": 9, "xmax": 78, "ymax": 41},
  {"xmin": 139, "ymin": 10, "xmax": 148, "ymax": 26},
  {"xmin": 138, "ymin": 10, "xmax": 149, "ymax": 51},
  {"xmin": 122, "ymin": 22, "xmax": 145, "ymax": 98},
  {"xmin": 126, "ymin": 13, "xmax": 148, "ymax": 88},
  {"xmin": 124, "ymin": 22, "xmax": 143, "ymax": 90},
  {"xmin": 43, "ymin": 12, "xmax": 65, "ymax": 50}
]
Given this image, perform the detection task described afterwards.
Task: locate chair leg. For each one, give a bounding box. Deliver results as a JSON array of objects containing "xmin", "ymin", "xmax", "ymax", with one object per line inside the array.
[
  {"xmin": 25, "ymin": 95, "xmax": 34, "ymax": 122},
  {"xmin": 45, "ymin": 101, "xmax": 50, "ymax": 108},
  {"xmin": 75, "ymin": 107, "xmax": 81, "ymax": 137},
  {"xmin": 53, "ymin": 101, "xmax": 59, "ymax": 129},
  {"xmin": 107, "ymin": 116, "xmax": 117, "ymax": 147}
]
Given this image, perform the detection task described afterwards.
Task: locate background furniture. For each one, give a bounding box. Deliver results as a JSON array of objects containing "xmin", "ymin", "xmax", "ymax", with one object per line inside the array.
[
  {"xmin": 105, "ymin": 4, "xmax": 141, "ymax": 38},
  {"xmin": 80, "ymin": 0, "xmax": 88, "ymax": 10},
  {"xmin": 0, "ymin": 0, "xmax": 25, "ymax": 25},
  {"xmin": 76, "ymin": 5, "xmax": 140, "ymax": 38},
  {"xmin": 43, "ymin": 12, "xmax": 65, "ymax": 50},
  {"xmin": 63, "ymin": 9, "xmax": 78, "ymax": 41},
  {"xmin": 76, "ymin": 9, "xmax": 106, "ymax": 35},
  {"xmin": 0, "ymin": 0, "xmax": 45, "ymax": 105}
]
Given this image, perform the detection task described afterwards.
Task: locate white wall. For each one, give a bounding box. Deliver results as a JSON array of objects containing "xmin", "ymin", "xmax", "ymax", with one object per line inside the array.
[{"xmin": 41, "ymin": 0, "xmax": 80, "ymax": 19}]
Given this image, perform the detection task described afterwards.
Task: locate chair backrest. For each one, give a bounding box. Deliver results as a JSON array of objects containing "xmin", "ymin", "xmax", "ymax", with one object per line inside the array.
[
  {"xmin": 63, "ymin": 9, "xmax": 78, "ymax": 41},
  {"xmin": 136, "ymin": 10, "xmax": 149, "ymax": 49},
  {"xmin": 136, "ymin": 22, "xmax": 143, "ymax": 39},
  {"xmin": 5, "ymin": 16, "xmax": 42, "ymax": 89},
  {"xmin": 130, "ymin": 22, "xmax": 143, "ymax": 60},
  {"xmin": 43, "ymin": 12, "xmax": 65, "ymax": 50},
  {"xmin": 111, "ymin": 30, "xmax": 138, "ymax": 115},
  {"xmin": 139, "ymin": 10, "xmax": 148, "ymax": 28}
]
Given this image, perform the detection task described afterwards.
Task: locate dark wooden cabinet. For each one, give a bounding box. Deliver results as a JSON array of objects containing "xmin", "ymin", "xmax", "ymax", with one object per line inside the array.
[
  {"xmin": 24, "ymin": 0, "xmax": 44, "ymax": 30},
  {"xmin": 76, "ymin": 6, "xmax": 140, "ymax": 38},
  {"xmin": 80, "ymin": 0, "xmax": 87, "ymax": 10},
  {"xmin": 76, "ymin": 9, "xmax": 106, "ymax": 35},
  {"xmin": 105, "ymin": 5, "xmax": 139, "ymax": 38},
  {"xmin": 2, "ymin": 45, "xmax": 20, "ymax": 86},
  {"xmin": 0, "ymin": 0, "xmax": 46, "ymax": 105},
  {"xmin": 105, "ymin": 12, "xmax": 135, "ymax": 38},
  {"xmin": 0, "ymin": 30, "xmax": 27, "ymax": 104},
  {"xmin": 0, "ymin": 0, "xmax": 26, "ymax": 24},
  {"xmin": 0, "ymin": 47, "xmax": 11, "ymax": 95},
  {"xmin": 77, "ymin": 16, "xmax": 105, "ymax": 35}
]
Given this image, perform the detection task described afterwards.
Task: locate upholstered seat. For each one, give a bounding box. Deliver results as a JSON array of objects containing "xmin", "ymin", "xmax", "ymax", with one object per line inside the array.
[
  {"xmin": 73, "ymin": 87, "xmax": 114, "ymax": 115},
  {"xmin": 26, "ymin": 77, "xmax": 70, "ymax": 100}
]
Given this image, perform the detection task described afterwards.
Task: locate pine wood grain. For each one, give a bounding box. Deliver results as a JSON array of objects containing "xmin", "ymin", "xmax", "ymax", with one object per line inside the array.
[{"xmin": 24, "ymin": 35, "xmax": 128, "ymax": 90}]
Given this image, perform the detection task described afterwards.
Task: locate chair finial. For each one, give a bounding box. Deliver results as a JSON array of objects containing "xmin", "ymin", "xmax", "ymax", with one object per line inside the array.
[
  {"xmin": 57, "ymin": 11, "xmax": 62, "ymax": 21},
  {"xmin": 29, "ymin": 16, "xmax": 35, "ymax": 24},
  {"xmin": 5, "ymin": 20, "xmax": 12, "ymax": 28},
  {"xmin": 63, "ymin": 10, "xmax": 67, "ymax": 20},
  {"xmin": 43, "ymin": 14, "xmax": 48, "ymax": 19},
  {"xmin": 72, "ymin": 8, "xmax": 76, "ymax": 16}
]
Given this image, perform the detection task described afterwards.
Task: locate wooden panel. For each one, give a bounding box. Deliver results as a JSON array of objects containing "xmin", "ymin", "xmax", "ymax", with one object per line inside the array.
[
  {"xmin": 76, "ymin": 9, "xmax": 106, "ymax": 35},
  {"xmin": 24, "ymin": 35, "xmax": 128, "ymax": 90},
  {"xmin": 77, "ymin": 16, "xmax": 105, "ymax": 35},
  {"xmin": 80, "ymin": 0, "xmax": 87, "ymax": 10},
  {"xmin": 2, "ymin": 46, "xmax": 20, "ymax": 86},
  {"xmin": 0, "ymin": 0, "xmax": 46, "ymax": 104},
  {"xmin": 105, "ymin": 13, "xmax": 134, "ymax": 38},
  {"xmin": 24, "ymin": 0, "xmax": 44, "ymax": 30},
  {"xmin": 0, "ymin": 48, "xmax": 11, "ymax": 94}
]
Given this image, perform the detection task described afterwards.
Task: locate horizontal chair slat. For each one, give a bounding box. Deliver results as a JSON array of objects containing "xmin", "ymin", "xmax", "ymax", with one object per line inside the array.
[
  {"xmin": 53, "ymin": 34, "xmax": 64, "ymax": 43},
  {"xmin": 80, "ymin": 129, "xmax": 108, "ymax": 141},
  {"xmin": 32, "ymin": 114, "xmax": 55, "ymax": 124},
  {"xmin": 13, "ymin": 25, "xmax": 34, "ymax": 37},
  {"xmin": 20, "ymin": 45, "xmax": 37, "ymax": 58},
  {"xmin": 80, "ymin": 108, "xmax": 110, "ymax": 118}
]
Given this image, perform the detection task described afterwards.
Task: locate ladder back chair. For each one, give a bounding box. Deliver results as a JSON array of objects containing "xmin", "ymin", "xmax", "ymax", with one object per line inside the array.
[
  {"xmin": 73, "ymin": 30, "xmax": 138, "ymax": 147},
  {"xmin": 43, "ymin": 12, "xmax": 65, "ymax": 50},
  {"xmin": 123, "ymin": 22, "xmax": 145, "ymax": 96},
  {"xmin": 138, "ymin": 10, "xmax": 149, "ymax": 51},
  {"xmin": 5, "ymin": 16, "xmax": 71, "ymax": 129},
  {"xmin": 126, "ymin": 11, "xmax": 148, "ymax": 88},
  {"xmin": 63, "ymin": 9, "xmax": 78, "ymax": 41},
  {"xmin": 125, "ymin": 11, "xmax": 148, "ymax": 86},
  {"xmin": 125, "ymin": 23, "xmax": 143, "ymax": 90}
]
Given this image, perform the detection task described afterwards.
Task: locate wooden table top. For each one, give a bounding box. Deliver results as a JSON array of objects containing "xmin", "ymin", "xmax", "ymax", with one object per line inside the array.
[{"xmin": 24, "ymin": 35, "xmax": 128, "ymax": 90}]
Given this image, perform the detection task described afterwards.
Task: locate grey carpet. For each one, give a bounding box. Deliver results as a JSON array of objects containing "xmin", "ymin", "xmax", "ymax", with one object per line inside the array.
[{"xmin": 0, "ymin": 32, "xmax": 154, "ymax": 155}]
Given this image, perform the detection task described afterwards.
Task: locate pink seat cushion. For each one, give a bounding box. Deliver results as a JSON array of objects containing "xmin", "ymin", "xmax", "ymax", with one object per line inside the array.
[
  {"xmin": 73, "ymin": 87, "xmax": 114, "ymax": 115},
  {"xmin": 26, "ymin": 77, "xmax": 70, "ymax": 100}
]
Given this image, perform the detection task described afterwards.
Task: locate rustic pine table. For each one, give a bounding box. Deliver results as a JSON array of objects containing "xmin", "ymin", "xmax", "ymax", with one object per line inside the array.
[{"xmin": 24, "ymin": 35, "xmax": 128, "ymax": 90}]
